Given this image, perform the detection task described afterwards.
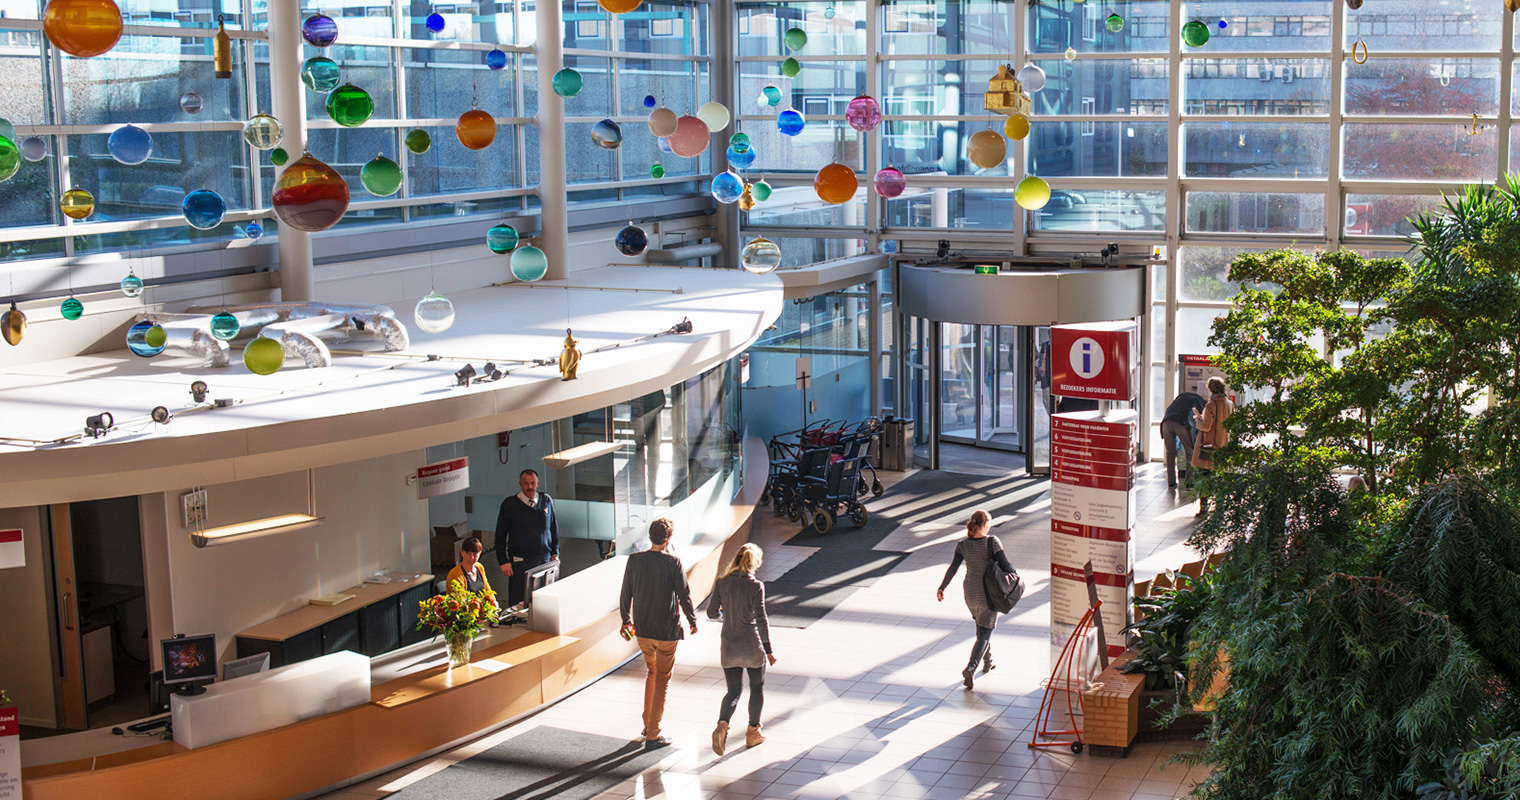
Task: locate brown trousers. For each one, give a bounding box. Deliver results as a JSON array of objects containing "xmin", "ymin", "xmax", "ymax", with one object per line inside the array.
[{"xmin": 637, "ymin": 637, "xmax": 679, "ymax": 739}]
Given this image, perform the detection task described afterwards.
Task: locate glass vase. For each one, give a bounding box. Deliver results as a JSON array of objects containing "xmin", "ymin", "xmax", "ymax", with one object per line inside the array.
[{"xmin": 447, "ymin": 634, "xmax": 473, "ymax": 668}]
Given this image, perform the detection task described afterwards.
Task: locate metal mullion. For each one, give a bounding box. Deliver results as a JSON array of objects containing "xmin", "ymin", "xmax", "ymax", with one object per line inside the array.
[
  {"xmin": 0, "ymin": 19, "xmax": 269, "ymax": 39},
  {"xmin": 515, "ymin": 51, "xmax": 527, "ymax": 209},
  {"xmin": 878, "ymin": 51, "xmax": 1169, "ymax": 62},
  {"xmin": 1326, "ymin": 0, "xmax": 1344, "ymax": 247},
  {"xmin": 45, "ymin": 31, "xmax": 74, "ymax": 258},
  {"xmin": 341, "ymin": 34, "xmax": 531, "ymax": 51},
  {"xmin": 1180, "ymin": 177, "xmax": 1329, "ymax": 192},
  {"xmin": 864, "ymin": 0, "xmax": 879, "ymax": 249},
  {"xmin": 1178, "ymin": 231, "xmax": 1331, "ymax": 246},
  {"xmin": 243, "ymin": 0, "xmax": 264, "ymax": 214},
  {"xmin": 393, "ymin": 0, "xmax": 410, "ymax": 222},
  {"xmin": 13, "ymin": 122, "xmax": 245, "ymax": 135},
  {"xmin": 1501, "ymin": 10, "xmax": 1514, "ymax": 180},
  {"xmin": 1181, "ymin": 113, "xmax": 1330, "ymax": 123},
  {"xmin": 610, "ymin": 43, "xmax": 623, "ymax": 184},
  {"xmin": 733, "ymin": 54, "xmax": 865, "ymax": 62},
  {"xmin": 1163, "ymin": 0, "xmax": 1182, "ymax": 409},
  {"xmin": 563, "ymin": 47, "xmax": 709, "ymax": 62}
]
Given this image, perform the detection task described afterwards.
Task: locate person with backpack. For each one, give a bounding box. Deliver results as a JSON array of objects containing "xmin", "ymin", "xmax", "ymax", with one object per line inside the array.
[
  {"xmin": 936, "ymin": 509, "xmax": 1020, "ymax": 690},
  {"xmin": 706, "ymin": 543, "xmax": 777, "ymax": 755}
]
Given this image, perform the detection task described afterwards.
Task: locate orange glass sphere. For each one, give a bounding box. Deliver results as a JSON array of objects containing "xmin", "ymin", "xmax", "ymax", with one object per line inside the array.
[
  {"xmin": 597, "ymin": 0, "xmax": 641, "ymax": 11},
  {"xmin": 43, "ymin": 0, "xmax": 123, "ymax": 58},
  {"xmin": 456, "ymin": 109, "xmax": 497, "ymax": 150},
  {"xmin": 272, "ymin": 154, "xmax": 350, "ymax": 232},
  {"xmin": 814, "ymin": 163, "xmax": 858, "ymax": 205}
]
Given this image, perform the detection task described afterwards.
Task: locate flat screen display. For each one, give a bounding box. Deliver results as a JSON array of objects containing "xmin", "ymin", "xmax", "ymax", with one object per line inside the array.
[{"xmin": 161, "ymin": 635, "xmax": 217, "ymax": 684}]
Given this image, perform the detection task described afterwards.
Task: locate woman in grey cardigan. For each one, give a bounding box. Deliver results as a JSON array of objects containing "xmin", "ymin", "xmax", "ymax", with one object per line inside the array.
[
  {"xmin": 707, "ymin": 543, "xmax": 777, "ymax": 755},
  {"xmin": 937, "ymin": 509, "xmax": 1015, "ymax": 690}
]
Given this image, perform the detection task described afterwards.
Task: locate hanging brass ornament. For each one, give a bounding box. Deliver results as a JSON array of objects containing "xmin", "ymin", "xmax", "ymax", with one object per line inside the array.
[
  {"xmin": 1468, "ymin": 113, "xmax": 1485, "ymax": 136},
  {"xmin": 738, "ymin": 181, "xmax": 757, "ymax": 211},
  {"xmin": 1506, "ymin": 0, "xmax": 1518, "ymax": 12},
  {"xmin": 983, "ymin": 65, "xmax": 1031, "ymax": 116},
  {"xmin": 213, "ymin": 16, "xmax": 232, "ymax": 78},
  {"xmin": 559, "ymin": 329, "xmax": 581, "ymax": 380},
  {"xmin": 1, "ymin": 301, "xmax": 25, "ymax": 346},
  {"xmin": 1351, "ymin": 40, "xmax": 1369, "ymax": 64}
]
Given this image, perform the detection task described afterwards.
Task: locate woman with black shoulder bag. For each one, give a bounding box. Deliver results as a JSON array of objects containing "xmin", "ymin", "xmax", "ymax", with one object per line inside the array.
[
  {"xmin": 1191, "ymin": 376, "xmax": 1235, "ymax": 517},
  {"xmin": 936, "ymin": 510, "xmax": 1020, "ymax": 690}
]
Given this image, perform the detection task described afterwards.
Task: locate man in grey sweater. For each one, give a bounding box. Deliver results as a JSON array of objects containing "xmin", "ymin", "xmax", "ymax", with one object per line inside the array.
[{"xmin": 620, "ymin": 518, "xmax": 697, "ymax": 750}]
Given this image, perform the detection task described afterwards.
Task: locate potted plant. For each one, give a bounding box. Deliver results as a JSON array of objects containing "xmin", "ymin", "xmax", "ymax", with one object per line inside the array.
[
  {"xmin": 416, "ymin": 581, "xmax": 502, "ymax": 668},
  {"xmin": 1121, "ymin": 571, "xmax": 1214, "ymax": 736}
]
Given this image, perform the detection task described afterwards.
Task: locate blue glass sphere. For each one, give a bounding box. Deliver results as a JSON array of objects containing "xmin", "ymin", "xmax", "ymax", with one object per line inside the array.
[
  {"xmin": 1218, "ymin": 18, "xmax": 1228, "ymax": 28},
  {"xmin": 127, "ymin": 320, "xmax": 166, "ymax": 358},
  {"xmin": 711, "ymin": 170, "xmax": 744, "ymax": 204},
  {"xmin": 777, "ymin": 109, "xmax": 805, "ymax": 136},
  {"xmin": 615, "ymin": 224, "xmax": 648, "ymax": 256},
  {"xmin": 244, "ymin": 220, "xmax": 263, "ymax": 240},
  {"xmin": 108, "ymin": 124, "xmax": 152, "ymax": 165},
  {"xmin": 657, "ymin": 136, "xmax": 673, "ymax": 154},
  {"xmin": 302, "ymin": 14, "xmax": 338, "ymax": 47},
  {"xmin": 726, "ymin": 145, "xmax": 755, "ymax": 170},
  {"xmin": 485, "ymin": 48, "xmax": 507, "ymax": 69},
  {"xmin": 510, "ymin": 245, "xmax": 549, "ymax": 282},
  {"xmin": 643, "ymin": 95, "xmax": 657, "ymax": 109},
  {"xmin": 486, "ymin": 223, "xmax": 520, "ymax": 253},
  {"xmin": 182, "ymin": 189, "xmax": 226, "ymax": 230},
  {"xmin": 426, "ymin": 13, "xmax": 445, "ymax": 32},
  {"xmin": 210, "ymin": 311, "xmax": 241, "ymax": 341}
]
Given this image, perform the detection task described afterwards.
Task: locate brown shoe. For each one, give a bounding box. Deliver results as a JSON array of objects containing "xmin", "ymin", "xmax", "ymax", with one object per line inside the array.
[
  {"xmin": 746, "ymin": 725, "xmax": 765, "ymax": 748},
  {"xmin": 711, "ymin": 721, "xmax": 729, "ymax": 756}
]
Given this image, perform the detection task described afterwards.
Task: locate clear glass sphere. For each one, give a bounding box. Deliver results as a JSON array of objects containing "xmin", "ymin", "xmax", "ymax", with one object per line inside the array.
[
  {"xmin": 120, "ymin": 272, "xmax": 143, "ymax": 298},
  {"xmin": 740, "ymin": 237, "xmax": 783, "ymax": 275},
  {"xmin": 414, "ymin": 291, "xmax": 456, "ymax": 334}
]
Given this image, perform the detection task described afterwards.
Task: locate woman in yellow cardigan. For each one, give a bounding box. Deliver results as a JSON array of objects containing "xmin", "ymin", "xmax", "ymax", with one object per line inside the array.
[{"xmin": 446, "ymin": 537, "xmax": 489, "ymax": 592}]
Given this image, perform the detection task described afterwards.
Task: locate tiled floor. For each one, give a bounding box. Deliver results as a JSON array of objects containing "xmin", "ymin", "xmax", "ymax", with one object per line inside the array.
[{"xmin": 321, "ymin": 461, "xmax": 1210, "ymax": 800}]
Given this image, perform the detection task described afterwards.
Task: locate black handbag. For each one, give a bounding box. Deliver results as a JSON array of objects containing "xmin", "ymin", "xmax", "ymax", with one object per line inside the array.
[{"xmin": 982, "ymin": 537, "xmax": 1024, "ymax": 614}]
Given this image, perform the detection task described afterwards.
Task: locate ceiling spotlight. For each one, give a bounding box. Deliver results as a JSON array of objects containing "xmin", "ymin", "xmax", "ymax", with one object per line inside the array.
[
  {"xmin": 455, "ymin": 364, "xmax": 477, "ymax": 387},
  {"xmin": 84, "ymin": 412, "xmax": 114, "ymax": 439},
  {"xmin": 151, "ymin": 406, "xmax": 172, "ymax": 424},
  {"xmin": 482, "ymin": 362, "xmax": 503, "ymax": 381},
  {"xmin": 671, "ymin": 317, "xmax": 694, "ymax": 334},
  {"xmin": 190, "ymin": 380, "xmax": 209, "ymax": 403}
]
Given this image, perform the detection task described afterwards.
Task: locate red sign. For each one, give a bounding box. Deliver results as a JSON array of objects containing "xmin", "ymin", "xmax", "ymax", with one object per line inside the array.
[
  {"xmin": 0, "ymin": 529, "xmax": 20, "ymax": 570},
  {"xmin": 1050, "ymin": 322, "xmax": 1137, "ymax": 401},
  {"xmin": 0, "ymin": 706, "xmax": 16, "ymax": 736},
  {"xmin": 416, "ymin": 457, "xmax": 470, "ymax": 499}
]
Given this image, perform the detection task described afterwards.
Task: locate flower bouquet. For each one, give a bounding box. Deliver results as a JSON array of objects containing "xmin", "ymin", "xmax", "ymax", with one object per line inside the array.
[{"xmin": 416, "ymin": 580, "xmax": 502, "ymax": 668}]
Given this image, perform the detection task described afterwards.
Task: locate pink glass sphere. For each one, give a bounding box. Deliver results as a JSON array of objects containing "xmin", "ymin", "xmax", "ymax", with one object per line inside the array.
[
  {"xmin": 872, "ymin": 167, "xmax": 906, "ymax": 198},
  {"xmin": 846, "ymin": 95, "xmax": 882, "ymax": 132}
]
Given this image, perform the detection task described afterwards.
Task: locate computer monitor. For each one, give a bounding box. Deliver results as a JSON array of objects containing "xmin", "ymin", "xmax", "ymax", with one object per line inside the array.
[
  {"xmin": 222, "ymin": 651, "xmax": 270, "ymax": 682},
  {"xmin": 161, "ymin": 634, "xmax": 217, "ymax": 696},
  {"xmin": 523, "ymin": 559, "xmax": 560, "ymax": 608}
]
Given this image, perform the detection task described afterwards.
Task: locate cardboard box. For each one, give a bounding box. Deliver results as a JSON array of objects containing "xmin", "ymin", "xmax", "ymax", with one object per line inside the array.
[{"xmin": 430, "ymin": 528, "xmax": 482, "ymax": 568}]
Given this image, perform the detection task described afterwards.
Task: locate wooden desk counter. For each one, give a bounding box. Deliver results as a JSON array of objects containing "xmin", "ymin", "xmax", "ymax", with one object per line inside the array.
[
  {"xmin": 236, "ymin": 573, "xmax": 432, "ymax": 642},
  {"xmin": 372, "ymin": 632, "xmax": 580, "ymax": 708}
]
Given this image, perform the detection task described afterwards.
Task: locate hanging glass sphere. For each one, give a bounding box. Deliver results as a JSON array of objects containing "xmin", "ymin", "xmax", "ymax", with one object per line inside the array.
[
  {"xmin": 272, "ymin": 153, "xmax": 350, "ymax": 232},
  {"xmin": 425, "ymin": 13, "xmax": 445, "ymax": 32},
  {"xmin": 456, "ymin": 108, "xmax": 496, "ymax": 149},
  {"xmin": 326, "ymin": 84, "xmax": 374, "ymax": 127},
  {"xmin": 741, "ymin": 237, "xmax": 782, "ymax": 275},
  {"xmin": 726, "ymin": 144, "xmax": 755, "ymax": 169},
  {"xmin": 61, "ymin": 297, "xmax": 83, "ymax": 320},
  {"xmin": 591, "ymin": 119, "xmax": 623, "ymax": 150},
  {"xmin": 42, "ymin": 0, "xmax": 123, "ymax": 58},
  {"xmin": 814, "ymin": 163, "xmax": 858, "ymax": 205},
  {"xmin": 0, "ymin": 136, "xmax": 16, "ymax": 182},
  {"xmin": 825, "ymin": 6, "xmax": 835, "ymax": 18},
  {"xmin": 360, "ymin": 154, "xmax": 402, "ymax": 196},
  {"xmin": 648, "ymin": 107, "xmax": 679, "ymax": 137},
  {"xmin": 650, "ymin": 162, "xmax": 665, "ymax": 179},
  {"xmin": 486, "ymin": 223, "xmax": 520, "ymax": 254},
  {"xmin": 302, "ymin": 13, "xmax": 338, "ymax": 47},
  {"xmin": 711, "ymin": 170, "xmax": 744, "ymax": 204},
  {"xmin": 510, "ymin": 245, "xmax": 549, "ymax": 282},
  {"xmin": 1, "ymin": 302, "xmax": 24, "ymax": 346},
  {"xmin": 751, "ymin": 179, "xmax": 772, "ymax": 201},
  {"xmin": 243, "ymin": 114, "xmax": 283, "ymax": 150},
  {"xmin": 120, "ymin": 272, "xmax": 143, "ymax": 297},
  {"xmin": 729, "ymin": 132, "xmax": 751, "ymax": 153},
  {"xmin": 1017, "ymin": 63, "xmax": 1046, "ymax": 93},
  {"xmin": 615, "ymin": 224, "xmax": 648, "ymax": 256},
  {"xmin": 485, "ymin": 48, "xmax": 507, "ymax": 69},
  {"xmin": 781, "ymin": 57, "xmax": 801, "ymax": 78},
  {"xmin": 761, "ymin": 85, "xmax": 782, "ymax": 107},
  {"xmin": 967, "ymin": 129, "xmax": 1007, "ymax": 169},
  {"xmin": 657, "ymin": 136, "xmax": 673, "ymax": 153},
  {"xmin": 270, "ymin": 147, "xmax": 289, "ymax": 166},
  {"xmin": 784, "ymin": 27, "xmax": 807, "ymax": 50},
  {"xmin": 243, "ymin": 337, "xmax": 284, "ymax": 375},
  {"xmin": 777, "ymin": 109, "xmax": 805, "ymax": 136},
  {"xmin": 1004, "ymin": 113, "xmax": 1030, "ymax": 140},
  {"xmin": 413, "ymin": 291, "xmax": 455, "ymax": 334},
  {"xmin": 244, "ymin": 220, "xmax": 264, "ymax": 240},
  {"xmin": 1064, "ymin": 47, "xmax": 1077, "ymax": 61},
  {"xmin": 1015, "ymin": 175, "xmax": 1052, "ymax": 209},
  {"xmin": 19, "ymin": 136, "xmax": 46, "ymax": 162},
  {"xmin": 182, "ymin": 188, "xmax": 226, "ymax": 229},
  {"xmin": 59, "ymin": 188, "xmax": 95, "ymax": 219},
  {"xmin": 301, "ymin": 56, "xmax": 340, "ymax": 92},
  {"xmin": 210, "ymin": 311, "xmax": 240, "ymax": 340},
  {"xmin": 598, "ymin": 0, "xmax": 640, "ymax": 11},
  {"xmin": 552, "ymin": 68, "xmax": 583, "ymax": 97},
  {"xmin": 126, "ymin": 320, "xmax": 166, "ymax": 358},
  {"xmin": 0, "ymin": 120, "xmax": 12, "ymax": 140},
  {"xmin": 1106, "ymin": 13, "xmax": 1124, "ymax": 32},
  {"xmin": 1218, "ymin": 18, "xmax": 1228, "ymax": 28},
  {"xmin": 1182, "ymin": 20, "xmax": 1210, "ymax": 46},
  {"xmin": 405, "ymin": 128, "xmax": 432, "ymax": 154},
  {"xmin": 873, "ymin": 167, "xmax": 906, "ymax": 198},
  {"xmin": 107, "ymin": 124, "xmax": 152, "ymax": 165},
  {"xmin": 643, "ymin": 94, "xmax": 657, "ymax": 109},
  {"xmin": 697, "ymin": 101, "xmax": 731, "ymax": 132},
  {"xmin": 179, "ymin": 91, "xmax": 203, "ymax": 114},
  {"xmin": 668, "ymin": 115, "xmax": 710, "ymax": 157},
  {"xmin": 846, "ymin": 95, "xmax": 882, "ymax": 132}
]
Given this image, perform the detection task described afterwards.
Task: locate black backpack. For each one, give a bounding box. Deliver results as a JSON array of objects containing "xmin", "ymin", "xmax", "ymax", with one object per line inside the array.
[{"xmin": 982, "ymin": 537, "xmax": 1024, "ymax": 614}]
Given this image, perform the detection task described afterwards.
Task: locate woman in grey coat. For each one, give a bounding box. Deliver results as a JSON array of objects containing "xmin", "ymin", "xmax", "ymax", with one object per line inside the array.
[
  {"xmin": 707, "ymin": 543, "xmax": 777, "ymax": 755},
  {"xmin": 937, "ymin": 509, "xmax": 1015, "ymax": 690}
]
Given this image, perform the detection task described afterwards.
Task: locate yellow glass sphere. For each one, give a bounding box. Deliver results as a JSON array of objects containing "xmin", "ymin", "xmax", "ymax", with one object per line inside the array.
[
  {"xmin": 967, "ymin": 129, "xmax": 1007, "ymax": 169},
  {"xmin": 1003, "ymin": 114, "xmax": 1031, "ymax": 141},
  {"xmin": 1015, "ymin": 175, "xmax": 1052, "ymax": 210},
  {"xmin": 43, "ymin": 0, "xmax": 123, "ymax": 58},
  {"xmin": 813, "ymin": 163, "xmax": 858, "ymax": 205},
  {"xmin": 243, "ymin": 337, "xmax": 285, "ymax": 375},
  {"xmin": 59, "ymin": 188, "xmax": 95, "ymax": 219}
]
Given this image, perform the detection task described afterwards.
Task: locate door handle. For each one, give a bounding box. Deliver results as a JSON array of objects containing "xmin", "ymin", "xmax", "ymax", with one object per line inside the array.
[{"xmin": 63, "ymin": 591, "xmax": 74, "ymax": 631}]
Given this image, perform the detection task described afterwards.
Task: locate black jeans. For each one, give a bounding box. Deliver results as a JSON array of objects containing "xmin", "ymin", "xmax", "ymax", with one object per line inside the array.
[
  {"xmin": 969, "ymin": 625, "xmax": 993, "ymax": 668},
  {"xmin": 719, "ymin": 666, "xmax": 765, "ymax": 727}
]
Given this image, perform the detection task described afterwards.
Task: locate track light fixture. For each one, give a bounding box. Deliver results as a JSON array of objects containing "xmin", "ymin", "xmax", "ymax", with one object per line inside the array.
[
  {"xmin": 455, "ymin": 364, "xmax": 477, "ymax": 387},
  {"xmin": 84, "ymin": 412, "xmax": 114, "ymax": 438},
  {"xmin": 670, "ymin": 317, "xmax": 693, "ymax": 334},
  {"xmin": 151, "ymin": 406, "xmax": 172, "ymax": 424},
  {"xmin": 190, "ymin": 380, "xmax": 209, "ymax": 403},
  {"xmin": 482, "ymin": 362, "xmax": 503, "ymax": 381}
]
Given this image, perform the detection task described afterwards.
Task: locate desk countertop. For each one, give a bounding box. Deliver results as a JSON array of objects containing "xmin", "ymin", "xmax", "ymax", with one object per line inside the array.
[{"xmin": 236, "ymin": 573, "xmax": 432, "ymax": 642}]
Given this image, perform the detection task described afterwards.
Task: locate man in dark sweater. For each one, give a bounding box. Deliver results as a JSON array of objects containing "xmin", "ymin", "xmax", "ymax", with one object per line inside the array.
[
  {"xmin": 1162, "ymin": 391, "xmax": 1207, "ymax": 488},
  {"xmin": 495, "ymin": 469, "xmax": 558, "ymax": 607},
  {"xmin": 620, "ymin": 518, "xmax": 697, "ymax": 750}
]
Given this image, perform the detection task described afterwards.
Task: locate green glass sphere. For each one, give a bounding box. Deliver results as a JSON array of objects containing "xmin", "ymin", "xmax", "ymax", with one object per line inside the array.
[
  {"xmin": 751, "ymin": 179, "xmax": 772, "ymax": 201},
  {"xmin": 0, "ymin": 135, "xmax": 20, "ymax": 182},
  {"xmin": 1105, "ymin": 13, "xmax": 1124, "ymax": 32},
  {"xmin": 650, "ymin": 163, "xmax": 665, "ymax": 178},
  {"xmin": 301, "ymin": 56, "xmax": 341, "ymax": 93},
  {"xmin": 270, "ymin": 147, "xmax": 289, "ymax": 166},
  {"xmin": 510, "ymin": 245, "xmax": 549, "ymax": 282},
  {"xmin": 729, "ymin": 132, "xmax": 751, "ymax": 153},
  {"xmin": 781, "ymin": 58, "xmax": 801, "ymax": 78},
  {"xmin": 761, "ymin": 85, "xmax": 782, "ymax": 107},
  {"xmin": 243, "ymin": 337, "xmax": 285, "ymax": 375},
  {"xmin": 360, "ymin": 154, "xmax": 402, "ymax": 196},
  {"xmin": 405, "ymin": 129, "xmax": 432, "ymax": 154},
  {"xmin": 552, "ymin": 68, "xmax": 583, "ymax": 98},
  {"xmin": 61, "ymin": 297, "xmax": 83, "ymax": 320},
  {"xmin": 326, "ymin": 84, "xmax": 375, "ymax": 127},
  {"xmin": 784, "ymin": 27, "xmax": 807, "ymax": 50},
  {"xmin": 486, "ymin": 223, "xmax": 520, "ymax": 254},
  {"xmin": 1182, "ymin": 19, "xmax": 1210, "ymax": 46},
  {"xmin": 210, "ymin": 311, "xmax": 241, "ymax": 341}
]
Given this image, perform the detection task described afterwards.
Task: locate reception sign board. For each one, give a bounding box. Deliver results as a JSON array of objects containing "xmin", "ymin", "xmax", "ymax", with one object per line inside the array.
[
  {"xmin": 0, "ymin": 529, "xmax": 21, "ymax": 570},
  {"xmin": 416, "ymin": 457, "xmax": 470, "ymax": 500},
  {"xmin": 0, "ymin": 704, "xmax": 19, "ymax": 798}
]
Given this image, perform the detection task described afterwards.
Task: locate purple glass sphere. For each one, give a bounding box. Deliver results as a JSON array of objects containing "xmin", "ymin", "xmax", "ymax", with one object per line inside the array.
[
  {"xmin": 302, "ymin": 14, "xmax": 338, "ymax": 47},
  {"xmin": 846, "ymin": 95, "xmax": 882, "ymax": 133},
  {"xmin": 872, "ymin": 167, "xmax": 906, "ymax": 198}
]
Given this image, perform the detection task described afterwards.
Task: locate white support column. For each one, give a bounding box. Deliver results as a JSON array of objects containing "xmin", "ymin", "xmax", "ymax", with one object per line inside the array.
[
  {"xmin": 268, "ymin": 0, "xmax": 314, "ymax": 301},
  {"xmin": 868, "ymin": 278, "xmax": 882, "ymax": 416},
  {"xmin": 864, "ymin": 0, "xmax": 881, "ymax": 251},
  {"xmin": 537, "ymin": 0, "xmax": 570, "ymax": 280}
]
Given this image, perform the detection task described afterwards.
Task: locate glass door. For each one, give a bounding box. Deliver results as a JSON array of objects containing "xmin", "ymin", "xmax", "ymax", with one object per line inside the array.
[
  {"xmin": 940, "ymin": 323, "xmax": 979, "ymax": 443},
  {"xmin": 977, "ymin": 325, "xmax": 1024, "ymax": 451}
]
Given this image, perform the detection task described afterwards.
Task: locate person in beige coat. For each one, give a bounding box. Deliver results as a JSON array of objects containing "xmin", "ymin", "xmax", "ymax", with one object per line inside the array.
[{"xmin": 1191, "ymin": 376, "xmax": 1235, "ymax": 516}]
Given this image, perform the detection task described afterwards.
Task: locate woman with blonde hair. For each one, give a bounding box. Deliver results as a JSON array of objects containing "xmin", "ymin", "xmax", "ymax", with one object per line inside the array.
[
  {"xmin": 1191, "ymin": 376, "xmax": 1235, "ymax": 516},
  {"xmin": 937, "ymin": 509, "xmax": 1014, "ymax": 689},
  {"xmin": 707, "ymin": 543, "xmax": 776, "ymax": 754}
]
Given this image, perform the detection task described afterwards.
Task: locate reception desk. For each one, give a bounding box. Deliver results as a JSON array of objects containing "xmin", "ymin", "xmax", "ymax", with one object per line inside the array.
[{"xmin": 172, "ymin": 652, "xmax": 371, "ymax": 750}]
